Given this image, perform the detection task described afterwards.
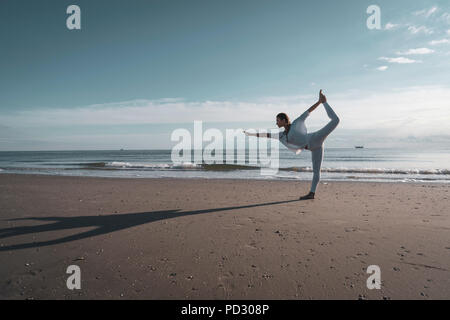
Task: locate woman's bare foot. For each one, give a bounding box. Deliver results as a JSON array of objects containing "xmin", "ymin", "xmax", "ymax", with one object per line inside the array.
[{"xmin": 299, "ymin": 192, "xmax": 315, "ymax": 200}]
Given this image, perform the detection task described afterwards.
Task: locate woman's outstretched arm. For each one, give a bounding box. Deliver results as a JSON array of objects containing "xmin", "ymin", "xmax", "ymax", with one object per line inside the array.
[{"xmin": 243, "ymin": 130, "xmax": 278, "ymax": 139}]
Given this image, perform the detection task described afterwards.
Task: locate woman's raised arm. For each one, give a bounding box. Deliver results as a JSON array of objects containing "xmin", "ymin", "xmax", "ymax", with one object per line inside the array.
[{"xmin": 305, "ymin": 89, "xmax": 327, "ymax": 114}]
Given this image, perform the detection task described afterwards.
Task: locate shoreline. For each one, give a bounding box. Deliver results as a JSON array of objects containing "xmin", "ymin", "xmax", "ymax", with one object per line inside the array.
[{"xmin": 1, "ymin": 172, "xmax": 448, "ymax": 185}]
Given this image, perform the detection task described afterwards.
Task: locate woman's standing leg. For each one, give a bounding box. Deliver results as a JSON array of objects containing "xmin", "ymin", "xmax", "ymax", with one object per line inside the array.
[
  {"xmin": 300, "ymin": 102, "xmax": 339, "ymax": 200},
  {"xmin": 310, "ymin": 146, "xmax": 324, "ymax": 193},
  {"xmin": 299, "ymin": 146, "xmax": 323, "ymax": 200},
  {"xmin": 310, "ymin": 102, "xmax": 339, "ymax": 192}
]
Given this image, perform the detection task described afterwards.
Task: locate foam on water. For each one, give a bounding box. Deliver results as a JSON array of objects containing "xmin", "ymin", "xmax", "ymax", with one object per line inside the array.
[{"xmin": 106, "ymin": 161, "xmax": 200, "ymax": 169}]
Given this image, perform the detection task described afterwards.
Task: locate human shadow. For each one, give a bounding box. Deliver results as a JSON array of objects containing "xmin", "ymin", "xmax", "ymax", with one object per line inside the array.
[{"xmin": 0, "ymin": 199, "xmax": 299, "ymax": 251}]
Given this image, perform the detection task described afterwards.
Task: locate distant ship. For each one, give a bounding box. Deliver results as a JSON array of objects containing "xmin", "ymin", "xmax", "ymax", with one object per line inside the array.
[{"xmin": 355, "ymin": 146, "xmax": 364, "ymax": 149}]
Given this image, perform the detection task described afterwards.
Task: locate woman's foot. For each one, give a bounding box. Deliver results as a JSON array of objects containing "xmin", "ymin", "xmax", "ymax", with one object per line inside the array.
[{"xmin": 299, "ymin": 192, "xmax": 315, "ymax": 200}]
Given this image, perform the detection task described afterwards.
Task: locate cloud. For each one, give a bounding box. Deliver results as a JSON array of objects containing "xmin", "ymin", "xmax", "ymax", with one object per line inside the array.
[
  {"xmin": 408, "ymin": 25, "xmax": 434, "ymax": 34},
  {"xmin": 396, "ymin": 48, "xmax": 435, "ymax": 55},
  {"xmin": 1, "ymin": 86, "xmax": 450, "ymax": 142},
  {"xmin": 429, "ymin": 39, "xmax": 450, "ymax": 45},
  {"xmin": 332, "ymin": 86, "xmax": 450, "ymax": 137},
  {"xmin": 376, "ymin": 66, "xmax": 388, "ymax": 71},
  {"xmin": 427, "ymin": 6, "xmax": 438, "ymax": 16},
  {"xmin": 385, "ymin": 22, "xmax": 399, "ymax": 30},
  {"xmin": 378, "ymin": 56, "xmax": 421, "ymax": 64},
  {"xmin": 414, "ymin": 7, "xmax": 438, "ymax": 18}
]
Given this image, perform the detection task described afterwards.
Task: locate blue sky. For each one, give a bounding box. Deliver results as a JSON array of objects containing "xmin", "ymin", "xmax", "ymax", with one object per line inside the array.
[{"xmin": 1, "ymin": 0, "xmax": 450, "ymax": 150}]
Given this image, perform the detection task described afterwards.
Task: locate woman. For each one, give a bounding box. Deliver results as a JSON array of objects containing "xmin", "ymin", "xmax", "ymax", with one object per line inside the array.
[{"xmin": 244, "ymin": 90, "xmax": 340, "ymax": 200}]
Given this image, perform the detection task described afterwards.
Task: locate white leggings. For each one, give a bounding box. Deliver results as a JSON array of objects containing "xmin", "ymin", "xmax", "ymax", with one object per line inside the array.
[{"xmin": 307, "ymin": 102, "xmax": 340, "ymax": 193}]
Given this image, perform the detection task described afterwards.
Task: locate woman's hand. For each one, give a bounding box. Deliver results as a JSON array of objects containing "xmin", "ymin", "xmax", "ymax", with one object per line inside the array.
[
  {"xmin": 319, "ymin": 89, "xmax": 327, "ymax": 103},
  {"xmin": 243, "ymin": 130, "xmax": 261, "ymax": 137}
]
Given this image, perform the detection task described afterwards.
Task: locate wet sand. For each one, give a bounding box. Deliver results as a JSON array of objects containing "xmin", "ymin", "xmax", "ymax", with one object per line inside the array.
[{"xmin": 0, "ymin": 173, "xmax": 449, "ymax": 299}]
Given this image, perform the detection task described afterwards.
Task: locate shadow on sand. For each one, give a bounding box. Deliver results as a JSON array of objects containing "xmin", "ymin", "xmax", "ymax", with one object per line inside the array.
[{"xmin": 0, "ymin": 199, "xmax": 300, "ymax": 251}]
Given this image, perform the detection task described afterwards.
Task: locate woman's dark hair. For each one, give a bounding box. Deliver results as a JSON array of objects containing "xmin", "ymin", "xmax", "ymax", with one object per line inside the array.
[{"xmin": 277, "ymin": 113, "xmax": 291, "ymax": 141}]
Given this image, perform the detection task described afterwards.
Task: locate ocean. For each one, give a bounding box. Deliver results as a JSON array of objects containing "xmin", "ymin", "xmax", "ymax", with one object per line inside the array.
[{"xmin": 0, "ymin": 148, "xmax": 449, "ymax": 183}]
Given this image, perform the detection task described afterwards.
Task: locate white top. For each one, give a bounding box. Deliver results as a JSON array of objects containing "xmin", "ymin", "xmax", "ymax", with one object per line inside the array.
[{"xmin": 276, "ymin": 111, "xmax": 310, "ymax": 154}]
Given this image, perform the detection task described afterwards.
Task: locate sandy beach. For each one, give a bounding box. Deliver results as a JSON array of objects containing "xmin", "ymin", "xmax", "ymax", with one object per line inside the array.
[{"xmin": 0, "ymin": 173, "xmax": 449, "ymax": 300}]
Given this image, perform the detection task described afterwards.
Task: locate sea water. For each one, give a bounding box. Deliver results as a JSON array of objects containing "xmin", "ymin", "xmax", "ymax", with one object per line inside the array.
[{"xmin": 0, "ymin": 148, "xmax": 449, "ymax": 183}]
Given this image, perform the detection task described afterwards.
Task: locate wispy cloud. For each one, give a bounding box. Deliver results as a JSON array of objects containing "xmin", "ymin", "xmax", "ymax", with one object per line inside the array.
[
  {"xmin": 333, "ymin": 86, "xmax": 450, "ymax": 137},
  {"xmin": 396, "ymin": 48, "xmax": 435, "ymax": 55},
  {"xmin": 413, "ymin": 6, "xmax": 438, "ymax": 18},
  {"xmin": 385, "ymin": 22, "xmax": 399, "ymax": 30},
  {"xmin": 376, "ymin": 66, "xmax": 388, "ymax": 71},
  {"xmin": 378, "ymin": 56, "xmax": 421, "ymax": 64},
  {"xmin": 429, "ymin": 39, "xmax": 450, "ymax": 45},
  {"xmin": 408, "ymin": 25, "xmax": 434, "ymax": 34},
  {"xmin": 1, "ymin": 86, "xmax": 450, "ymax": 141}
]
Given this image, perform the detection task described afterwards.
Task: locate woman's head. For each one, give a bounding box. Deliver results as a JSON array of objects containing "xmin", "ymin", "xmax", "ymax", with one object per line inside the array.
[{"xmin": 276, "ymin": 113, "xmax": 290, "ymax": 128}]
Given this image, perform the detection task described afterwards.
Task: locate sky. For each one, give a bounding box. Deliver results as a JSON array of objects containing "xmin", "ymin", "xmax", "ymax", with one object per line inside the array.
[{"xmin": 1, "ymin": 0, "xmax": 450, "ymax": 150}]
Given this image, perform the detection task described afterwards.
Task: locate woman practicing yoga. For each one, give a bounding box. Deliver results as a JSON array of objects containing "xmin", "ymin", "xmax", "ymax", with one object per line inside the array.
[{"xmin": 244, "ymin": 90, "xmax": 340, "ymax": 200}]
